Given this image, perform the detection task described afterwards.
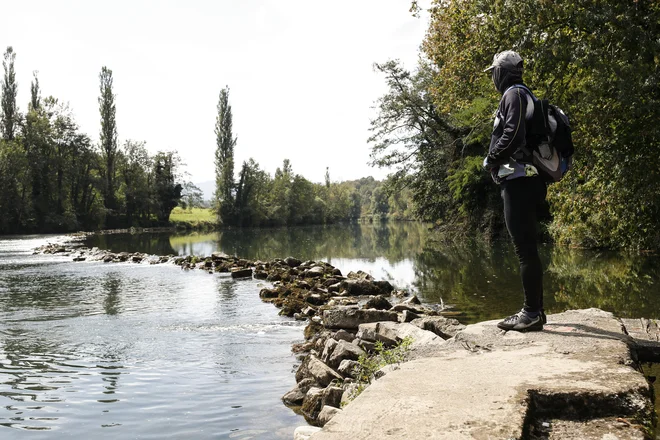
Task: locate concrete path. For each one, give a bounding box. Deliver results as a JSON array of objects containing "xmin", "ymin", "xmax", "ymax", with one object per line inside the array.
[{"xmin": 309, "ymin": 309, "xmax": 655, "ymax": 440}]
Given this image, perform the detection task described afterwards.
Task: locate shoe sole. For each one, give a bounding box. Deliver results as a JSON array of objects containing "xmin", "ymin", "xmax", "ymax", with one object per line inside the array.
[{"xmin": 497, "ymin": 321, "xmax": 544, "ymax": 332}]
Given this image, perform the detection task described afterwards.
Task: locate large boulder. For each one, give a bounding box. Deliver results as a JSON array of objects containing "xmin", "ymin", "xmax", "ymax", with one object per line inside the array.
[
  {"xmin": 411, "ymin": 316, "xmax": 466, "ymax": 340},
  {"xmin": 305, "ymin": 266, "xmax": 326, "ymax": 278},
  {"xmin": 321, "ymin": 339, "xmax": 339, "ymax": 364},
  {"xmin": 327, "ymin": 340, "xmax": 365, "ymax": 369},
  {"xmin": 231, "ymin": 267, "xmax": 252, "ymax": 278},
  {"xmin": 285, "ymin": 257, "xmax": 302, "ymax": 267},
  {"xmin": 323, "ymin": 307, "xmax": 398, "ymax": 330},
  {"xmin": 338, "ymin": 359, "xmax": 359, "ymax": 378},
  {"xmin": 296, "ymin": 355, "xmax": 343, "ymax": 387}
]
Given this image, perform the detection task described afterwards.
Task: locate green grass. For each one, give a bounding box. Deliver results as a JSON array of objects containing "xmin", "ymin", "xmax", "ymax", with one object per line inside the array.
[{"xmin": 169, "ymin": 207, "xmax": 217, "ymax": 230}]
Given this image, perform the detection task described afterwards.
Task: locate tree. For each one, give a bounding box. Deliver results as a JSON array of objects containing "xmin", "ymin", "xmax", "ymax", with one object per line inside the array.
[
  {"xmin": 1, "ymin": 46, "xmax": 18, "ymax": 140},
  {"xmin": 179, "ymin": 181, "xmax": 204, "ymax": 211},
  {"xmin": 99, "ymin": 66, "xmax": 118, "ymax": 214},
  {"xmin": 421, "ymin": 0, "xmax": 660, "ymax": 248},
  {"xmin": 214, "ymin": 86, "xmax": 236, "ymax": 224},
  {"xmin": 153, "ymin": 151, "xmax": 182, "ymax": 223},
  {"xmin": 30, "ymin": 71, "xmax": 40, "ymax": 111}
]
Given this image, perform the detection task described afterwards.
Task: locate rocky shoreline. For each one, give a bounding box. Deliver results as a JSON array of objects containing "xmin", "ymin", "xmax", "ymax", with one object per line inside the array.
[{"xmin": 34, "ymin": 242, "xmax": 465, "ymax": 432}]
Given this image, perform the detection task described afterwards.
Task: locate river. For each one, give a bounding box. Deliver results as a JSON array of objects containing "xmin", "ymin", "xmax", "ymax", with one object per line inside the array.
[{"xmin": 1, "ymin": 223, "xmax": 659, "ymax": 439}]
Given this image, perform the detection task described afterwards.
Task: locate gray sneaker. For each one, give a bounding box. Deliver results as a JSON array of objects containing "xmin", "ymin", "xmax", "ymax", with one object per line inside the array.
[{"xmin": 497, "ymin": 310, "xmax": 543, "ymax": 332}]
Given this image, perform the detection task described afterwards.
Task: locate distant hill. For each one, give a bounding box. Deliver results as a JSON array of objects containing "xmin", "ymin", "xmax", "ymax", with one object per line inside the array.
[{"xmin": 195, "ymin": 180, "xmax": 215, "ymax": 202}]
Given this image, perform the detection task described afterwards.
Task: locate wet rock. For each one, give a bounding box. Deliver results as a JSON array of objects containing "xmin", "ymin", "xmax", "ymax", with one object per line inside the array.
[
  {"xmin": 230, "ymin": 268, "xmax": 252, "ymax": 278},
  {"xmin": 317, "ymin": 406, "xmax": 342, "ymax": 427},
  {"xmin": 253, "ymin": 270, "xmax": 268, "ymax": 280},
  {"xmin": 297, "ymin": 378, "xmax": 317, "ymax": 394},
  {"xmin": 306, "ymin": 294, "xmax": 325, "ymax": 306},
  {"xmin": 364, "ymin": 295, "xmax": 393, "ymax": 311},
  {"xmin": 259, "ymin": 288, "xmax": 280, "ymax": 299},
  {"xmin": 266, "ymin": 272, "xmax": 282, "ymax": 282},
  {"xmin": 131, "ymin": 255, "xmax": 143, "ymax": 263},
  {"xmin": 391, "ymin": 303, "xmax": 426, "ymax": 314},
  {"xmin": 295, "ymin": 355, "xmax": 342, "ymax": 387},
  {"xmin": 301, "ymin": 387, "xmax": 324, "ymax": 424},
  {"xmin": 282, "ymin": 385, "xmax": 306, "ymax": 406},
  {"xmin": 72, "ymin": 256, "xmax": 86, "ymax": 262}
]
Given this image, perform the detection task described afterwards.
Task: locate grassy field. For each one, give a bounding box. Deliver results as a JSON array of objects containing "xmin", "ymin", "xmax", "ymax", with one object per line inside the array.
[{"xmin": 169, "ymin": 207, "xmax": 217, "ymax": 229}]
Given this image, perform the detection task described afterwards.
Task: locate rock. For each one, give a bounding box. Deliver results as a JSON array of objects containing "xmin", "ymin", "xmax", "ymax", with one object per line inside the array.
[
  {"xmin": 282, "ymin": 385, "xmax": 306, "ymax": 406},
  {"xmin": 391, "ymin": 303, "xmax": 425, "ymax": 314},
  {"xmin": 323, "ymin": 307, "xmax": 398, "ymax": 330},
  {"xmin": 327, "ymin": 340, "xmax": 365, "ymax": 369},
  {"xmin": 404, "ymin": 295, "xmax": 422, "ymax": 305},
  {"xmin": 400, "ymin": 310, "xmax": 421, "ymax": 323},
  {"xmin": 293, "ymin": 425, "xmax": 322, "ymax": 440},
  {"xmin": 347, "ymin": 270, "xmax": 374, "ymax": 281},
  {"xmin": 321, "ymin": 339, "xmax": 339, "ymax": 364},
  {"xmin": 306, "ymin": 294, "xmax": 325, "ymax": 306},
  {"xmin": 322, "ymin": 386, "xmax": 344, "ymax": 408},
  {"xmin": 374, "ymin": 322, "xmax": 445, "ymax": 348},
  {"xmin": 333, "ymin": 329, "xmax": 354, "ymax": 343},
  {"xmin": 306, "ymin": 266, "xmax": 325, "ymax": 278},
  {"xmin": 302, "ymin": 307, "xmax": 317, "ymax": 317},
  {"xmin": 338, "ymin": 359, "xmax": 359, "ymax": 378},
  {"xmin": 364, "ymin": 295, "xmax": 393, "ymax": 311},
  {"xmin": 297, "ymin": 378, "xmax": 317, "ymax": 394},
  {"xmin": 301, "ymin": 387, "xmax": 324, "ymax": 423},
  {"xmin": 295, "ymin": 355, "xmax": 343, "ymax": 387},
  {"xmin": 411, "ymin": 316, "xmax": 466, "ymax": 340},
  {"xmin": 327, "ymin": 282, "xmax": 342, "ymax": 293},
  {"xmin": 356, "ymin": 323, "xmax": 398, "ymax": 347},
  {"xmin": 253, "ymin": 270, "xmax": 268, "ymax": 280},
  {"xmin": 231, "ymin": 268, "xmax": 252, "ymax": 278},
  {"xmin": 266, "ymin": 272, "xmax": 282, "ymax": 282},
  {"xmin": 72, "ymin": 256, "xmax": 86, "ymax": 262},
  {"xmin": 357, "ymin": 339, "xmax": 376, "ymax": 353},
  {"xmin": 373, "ymin": 280, "xmax": 394, "ymax": 294},
  {"xmin": 259, "ymin": 288, "xmax": 280, "ymax": 299},
  {"xmin": 317, "ymin": 406, "xmax": 342, "ymax": 427},
  {"xmin": 340, "ymin": 279, "xmax": 382, "ymax": 296},
  {"xmin": 131, "ymin": 255, "xmax": 143, "ymax": 263}
]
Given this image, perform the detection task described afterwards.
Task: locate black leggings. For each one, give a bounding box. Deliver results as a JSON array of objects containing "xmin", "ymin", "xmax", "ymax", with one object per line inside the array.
[{"xmin": 501, "ymin": 176, "xmax": 547, "ymax": 313}]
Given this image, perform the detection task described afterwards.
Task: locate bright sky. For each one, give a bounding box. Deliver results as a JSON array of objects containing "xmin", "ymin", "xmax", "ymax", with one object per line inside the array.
[{"xmin": 3, "ymin": 0, "xmax": 428, "ymax": 186}]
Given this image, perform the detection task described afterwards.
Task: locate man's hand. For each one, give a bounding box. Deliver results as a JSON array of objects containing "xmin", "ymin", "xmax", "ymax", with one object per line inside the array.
[{"xmin": 482, "ymin": 156, "xmax": 498, "ymax": 170}]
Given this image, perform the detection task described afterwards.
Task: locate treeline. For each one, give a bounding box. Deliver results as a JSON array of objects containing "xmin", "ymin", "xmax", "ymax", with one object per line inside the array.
[
  {"xmin": 0, "ymin": 47, "xmax": 183, "ymax": 233},
  {"xmin": 370, "ymin": 0, "xmax": 660, "ymax": 250},
  {"xmin": 210, "ymin": 87, "xmax": 413, "ymax": 227}
]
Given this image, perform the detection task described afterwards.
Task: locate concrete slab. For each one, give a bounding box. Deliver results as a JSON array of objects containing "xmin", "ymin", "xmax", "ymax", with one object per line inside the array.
[{"xmin": 309, "ymin": 309, "xmax": 654, "ymax": 440}]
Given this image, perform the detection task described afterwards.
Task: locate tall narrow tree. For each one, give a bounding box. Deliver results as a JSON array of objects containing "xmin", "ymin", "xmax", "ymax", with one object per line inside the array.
[
  {"xmin": 98, "ymin": 66, "xmax": 118, "ymax": 212},
  {"xmin": 1, "ymin": 46, "xmax": 18, "ymax": 140},
  {"xmin": 30, "ymin": 71, "xmax": 40, "ymax": 111},
  {"xmin": 214, "ymin": 86, "xmax": 236, "ymax": 223}
]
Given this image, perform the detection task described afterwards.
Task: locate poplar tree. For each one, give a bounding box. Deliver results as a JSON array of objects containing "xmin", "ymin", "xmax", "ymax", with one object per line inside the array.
[
  {"xmin": 1, "ymin": 46, "xmax": 18, "ymax": 140},
  {"xmin": 214, "ymin": 86, "xmax": 236, "ymax": 223},
  {"xmin": 98, "ymin": 66, "xmax": 118, "ymax": 212},
  {"xmin": 30, "ymin": 71, "xmax": 40, "ymax": 110}
]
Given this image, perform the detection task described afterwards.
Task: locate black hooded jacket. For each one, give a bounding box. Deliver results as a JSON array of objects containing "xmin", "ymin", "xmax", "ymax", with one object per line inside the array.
[{"xmin": 485, "ymin": 67, "xmax": 534, "ymax": 167}]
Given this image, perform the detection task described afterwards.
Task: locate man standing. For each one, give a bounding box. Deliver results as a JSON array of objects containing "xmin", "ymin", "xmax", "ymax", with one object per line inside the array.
[{"xmin": 482, "ymin": 50, "xmax": 547, "ymax": 332}]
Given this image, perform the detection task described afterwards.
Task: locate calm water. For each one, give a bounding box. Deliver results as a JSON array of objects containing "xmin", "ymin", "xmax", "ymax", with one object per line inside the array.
[{"xmin": 2, "ymin": 223, "xmax": 659, "ymax": 439}]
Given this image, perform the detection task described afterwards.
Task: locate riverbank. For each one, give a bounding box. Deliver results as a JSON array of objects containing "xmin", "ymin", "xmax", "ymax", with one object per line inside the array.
[{"xmin": 300, "ymin": 308, "xmax": 660, "ymax": 440}]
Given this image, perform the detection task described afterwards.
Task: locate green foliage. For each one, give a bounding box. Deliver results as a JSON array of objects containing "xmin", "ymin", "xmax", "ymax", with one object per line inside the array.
[
  {"xmin": 348, "ymin": 337, "xmax": 413, "ymax": 401},
  {"xmin": 99, "ymin": 66, "xmax": 118, "ymax": 215},
  {"xmin": 214, "ymin": 86, "xmax": 236, "ymax": 224},
  {"xmin": 2, "ymin": 46, "xmax": 18, "ymax": 141},
  {"xmin": 420, "ymin": 0, "xmax": 660, "ymax": 249}
]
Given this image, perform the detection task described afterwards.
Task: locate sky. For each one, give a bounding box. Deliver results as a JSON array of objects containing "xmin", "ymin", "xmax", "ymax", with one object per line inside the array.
[{"xmin": 2, "ymin": 0, "xmax": 429, "ymax": 187}]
